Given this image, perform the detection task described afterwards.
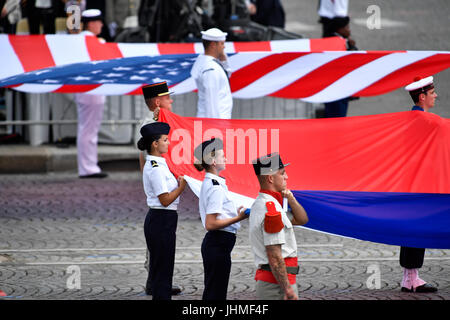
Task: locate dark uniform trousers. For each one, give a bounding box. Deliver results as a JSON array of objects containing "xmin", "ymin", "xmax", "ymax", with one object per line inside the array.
[
  {"xmin": 400, "ymin": 246, "xmax": 425, "ymax": 269},
  {"xmin": 144, "ymin": 208, "xmax": 178, "ymax": 300},
  {"xmin": 201, "ymin": 230, "xmax": 236, "ymax": 300}
]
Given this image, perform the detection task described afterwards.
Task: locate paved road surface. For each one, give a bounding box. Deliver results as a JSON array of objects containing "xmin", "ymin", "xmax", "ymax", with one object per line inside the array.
[{"xmin": 1, "ymin": 172, "xmax": 448, "ymax": 300}]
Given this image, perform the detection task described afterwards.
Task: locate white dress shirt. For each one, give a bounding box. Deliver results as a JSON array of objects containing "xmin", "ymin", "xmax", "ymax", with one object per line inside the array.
[
  {"xmin": 143, "ymin": 155, "xmax": 179, "ymax": 210},
  {"xmin": 318, "ymin": 0, "xmax": 349, "ymax": 18},
  {"xmin": 199, "ymin": 172, "xmax": 240, "ymax": 234},
  {"xmin": 191, "ymin": 54, "xmax": 233, "ymax": 119}
]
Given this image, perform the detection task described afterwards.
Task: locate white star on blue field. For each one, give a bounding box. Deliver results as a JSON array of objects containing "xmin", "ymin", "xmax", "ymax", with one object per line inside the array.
[{"xmin": 0, "ymin": 54, "xmax": 204, "ymax": 87}]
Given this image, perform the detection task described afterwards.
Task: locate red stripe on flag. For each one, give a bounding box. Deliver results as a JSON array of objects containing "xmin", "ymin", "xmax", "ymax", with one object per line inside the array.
[
  {"xmin": 54, "ymin": 84, "xmax": 102, "ymax": 93},
  {"xmin": 85, "ymin": 36, "xmax": 123, "ymax": 60},
  {"xmin": 157, "ymin": 43, "xmax": 196, "ymax": 54},
  {"xmin": 126, "ymin": 85, "xmax": 146, "ymax": 95},
  {"xmin": 270, "ymin": 52, "xmax": 392, "ymax": 99},
  {"xmin": 354, "ymin": 54, "xmax": 450, "ymax": 97},
  {"xmin": 9, "ymin": 35, "xmax": 55, "ymax": 72},
  {"xmin": 233, "ymin": 41, "xmax": 272, "ymax": 52},
  {"xmin": 230, "ymin": 52, "xmax": 310, "ymax": 92},
  {"xmin": 310, "ymin": 37, "xmax": 347, "ymax": 51}
]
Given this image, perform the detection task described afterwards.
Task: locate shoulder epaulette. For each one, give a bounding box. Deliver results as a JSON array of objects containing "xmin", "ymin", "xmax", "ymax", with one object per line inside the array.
[
  {"xmin": 202, "ymin": 68, "xmax": 214, "ymax": 74},
  {"xmin": 264, "ymin": 201, "xmax": 284, "ymax": 233}
]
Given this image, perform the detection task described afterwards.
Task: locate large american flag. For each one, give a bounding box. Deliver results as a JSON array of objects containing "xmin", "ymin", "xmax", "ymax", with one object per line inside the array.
[{"xmin": 1, "ymin": 35, "xmax": 449, "ymax": 102}]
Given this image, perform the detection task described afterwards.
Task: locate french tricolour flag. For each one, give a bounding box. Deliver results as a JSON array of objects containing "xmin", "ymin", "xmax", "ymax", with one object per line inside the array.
[{"xmin": 158, "ymin": 109, "xmax": 450, "ymax": 249}]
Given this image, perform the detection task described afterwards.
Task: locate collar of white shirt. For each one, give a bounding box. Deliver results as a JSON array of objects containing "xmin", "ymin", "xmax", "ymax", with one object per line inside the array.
[
  {"xmin": 205, "ymin": 172, "xmax": 226, "ymax": 186},
  {"xmin": 146, "ymin": 155, "xmax": 167, "ymax": 166}
]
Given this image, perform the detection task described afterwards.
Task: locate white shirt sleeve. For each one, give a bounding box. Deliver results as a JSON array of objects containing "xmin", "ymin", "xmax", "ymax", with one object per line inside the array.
[
  {"xmin": 205, "ymin": 186, "xmax": 226, "ymax": 215},
  {"xmin": 149, "ymin": 167, "xmax": 169, "ymax": 197},
  {"xmin": 263, "ymin": 227, "xmax": 286, "ymax": 246}
]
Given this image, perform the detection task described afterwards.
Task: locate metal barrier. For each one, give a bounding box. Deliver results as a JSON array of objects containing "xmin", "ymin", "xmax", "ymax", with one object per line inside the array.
[{"xmin": 1, "ymin": 90, "xmax": 316, "ymax": 146}]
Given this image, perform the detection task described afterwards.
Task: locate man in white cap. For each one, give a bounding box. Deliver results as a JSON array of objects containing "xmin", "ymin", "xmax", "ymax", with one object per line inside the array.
[
  {"xmin": 398, "ymin": 75, "xmax": 438, "ymax": 293},
  {"xmin": 190, "ymin": 27, "xmax": 233, "ymax": 119},
  {"xmin": 405, "ymin": 76, "xmax": 438, "ymax": 112},
  {"xmin": 75, "ymin": 9, "xmax": 107, "ymax": 178}
]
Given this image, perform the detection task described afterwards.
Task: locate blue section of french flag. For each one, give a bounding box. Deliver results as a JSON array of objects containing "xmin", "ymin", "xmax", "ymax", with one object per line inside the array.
[{"xmin": 293, "ymin": 190, "xmax": 450, "ymax": 249}]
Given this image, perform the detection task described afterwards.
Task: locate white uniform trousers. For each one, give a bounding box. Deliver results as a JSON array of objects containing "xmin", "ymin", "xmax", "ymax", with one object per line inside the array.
[{"xmin": 76, "ymin": 101, "xmax": 104, "ymax": 176}]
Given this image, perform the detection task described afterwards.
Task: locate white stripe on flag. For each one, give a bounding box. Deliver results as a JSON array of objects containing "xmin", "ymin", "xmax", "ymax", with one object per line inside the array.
[
  {"xmin": 170, "ymin": 77, "xmax": 197, "ymax": 95},
  {"xmin": 117, "ymin": 43, "xmax": 160, "ymax": 57},
  {"xmin": 270, "ymin": 39, "xmax": 311, "ymax": 52},
  {"xmin": 303, "ymin": 51, "xmax": 439, "ymax": 103},
  {"xmin": 184, "ymin": 176, "xmax": 255, "ymax": 209},
  {"xmin": 0, "ymin": 35, "xmax": 25, "ymax": 80},
  {"xmin": 224, "ymin": 41, "xmax": 236, "ymax": 54},
  {"xmin": 46, "ymin": 34, "xmax": 91, "ymax": 66},
  {"xmin": 14, "ymin": 84, "xmax": 62, "ymax": 93},
  {"xmin": 228, "ymin": 52, "xmax": 273, "ymax": 72},
  {"xmin": 84, "ymin": 84, "xmax": 143, "ymax": 95},
  {"xmin": 233, "ymin": 51, "xmax": 353, "ymax": 99}
]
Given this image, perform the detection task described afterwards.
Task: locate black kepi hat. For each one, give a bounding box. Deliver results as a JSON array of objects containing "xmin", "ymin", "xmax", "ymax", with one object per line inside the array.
[
  {"xmin": 140, "ymin": 122, "xmax": 170, "ymax": 140},
  {"xmin": 142, "ymin": 81, "xmax": 172, "ymax": 100},
  {"xmin": 252, "ymin": 152, "xmax": 290, "ymax": 176}
]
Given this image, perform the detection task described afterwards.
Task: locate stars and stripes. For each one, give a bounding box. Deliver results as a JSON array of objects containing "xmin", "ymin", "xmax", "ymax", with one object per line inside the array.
[{"xmin": 1, "ymin": 50, "xmax": 449, "ymax": 103}]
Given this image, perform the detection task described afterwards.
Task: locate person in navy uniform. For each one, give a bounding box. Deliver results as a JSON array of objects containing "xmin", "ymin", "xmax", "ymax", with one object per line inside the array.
[
  {"xmin": 138, "ymin": 122, "xmax": 187, "ymax": 300},
  {"xmin": 194, "ymin": 137, "xmax": 249, "ymax": 300},
  {"xmin": 76, "ymin": 9, "xmax": 108, "ymax": 179},
  {"xmin": 190, "ymin": 28, "xmax": 233, "ymax": 119},
  {"xmin": 400, "ymin": 75, "xmax": 438, "ymax": 293},
  {"xmin": 138, "ymin": 82, "xmax": 182, "ymax": 296}
]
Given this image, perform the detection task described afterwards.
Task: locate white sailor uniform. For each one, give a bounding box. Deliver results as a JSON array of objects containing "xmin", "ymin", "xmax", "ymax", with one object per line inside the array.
[
  {"xmin": 75, "ymin": 30, "xmax": 106, "ymax": 176},
  {"xmin": 191, "ymin": 54, "xmax": 233, "ymax": 119}
]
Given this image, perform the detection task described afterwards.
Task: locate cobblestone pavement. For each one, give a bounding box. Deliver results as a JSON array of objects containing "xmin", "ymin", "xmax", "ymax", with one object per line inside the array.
[{"xmin": 0, "ymin": 172, "xmax": 449, "ymax": 300}]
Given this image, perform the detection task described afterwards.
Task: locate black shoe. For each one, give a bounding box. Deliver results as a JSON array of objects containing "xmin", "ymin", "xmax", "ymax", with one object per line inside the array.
[
  {"xmin": 401, "ymin": 283, "xmax": 438, "ymax": 293},
  {"xmin": 171, "ymin": 285, "xmax": 182, "ymax": 296},
  {"xmin": 145, "ymin": 286, "xmax": 182, "ymax": 296},
  {"xmin": 79, "ymin": 172, "xmax": 108, "ymax": 179}
]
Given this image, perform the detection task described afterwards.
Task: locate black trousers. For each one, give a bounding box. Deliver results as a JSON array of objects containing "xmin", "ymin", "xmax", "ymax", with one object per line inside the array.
[
  {"xmin": 201, "ymin": 230, "xmax": 236, "ymax": 300},
  {"xmin": 26, "ymin": 8, "xmax": 56, "ymax": 34},
  {"xmin": 144, "ymin": 208, "xmax": 178, "ymax": 300},
  {"xmin": 400, "ymin": 246, "xmax": 425, "ymax": 269}
]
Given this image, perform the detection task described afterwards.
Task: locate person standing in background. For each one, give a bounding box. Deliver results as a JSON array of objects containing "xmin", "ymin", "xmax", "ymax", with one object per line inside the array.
[
  {"xmin": 76, "ymin": 8, "xmax": 108, "ymax": 178},
  {"xmin": 25, "ymin": 0, "xmax": 59, "ymax": 34},
  {"xmin": 322, "ymin": 16, "xmax": 357, "ymax": 118},
  {"xmin": 317, "ymin": 0, "xmax": 348, "ymax": 37},
  {"xmin": 191, "ymin": 27, "xmax": 233, "ymax": 119},
  {"xmin": 248, "ymin": 0, "xmax": 285, "ymax": 28}
]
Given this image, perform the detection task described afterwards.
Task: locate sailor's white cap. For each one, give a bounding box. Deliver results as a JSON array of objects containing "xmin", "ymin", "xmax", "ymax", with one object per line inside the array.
[
  {"xmin": 201, "ymin": 28, "xmax": 227, "ymax": 42},
  {"xmin": 81, "ymin": 9, "xmax": 102, "ymax": 22},
  {"xmin": 404, "ymin": 76, "xmax": 434, "ymax": 91}
]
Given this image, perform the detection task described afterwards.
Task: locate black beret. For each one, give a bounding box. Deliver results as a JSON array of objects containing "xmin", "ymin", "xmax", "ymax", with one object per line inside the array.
[
  {"xmin": 194, "ymin": 138, "xmax": 224, "ymax": 162},
  {"xmin": 140, "ymin": 122, "xmax": 170, "ymax": 140},
  {"xmin": 142, "ymin": 81, "xmax": 172, "ymax": 100},
  {"xmin": 252, "ymin": 152, "xmax": 290, "ymax": 176}
]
